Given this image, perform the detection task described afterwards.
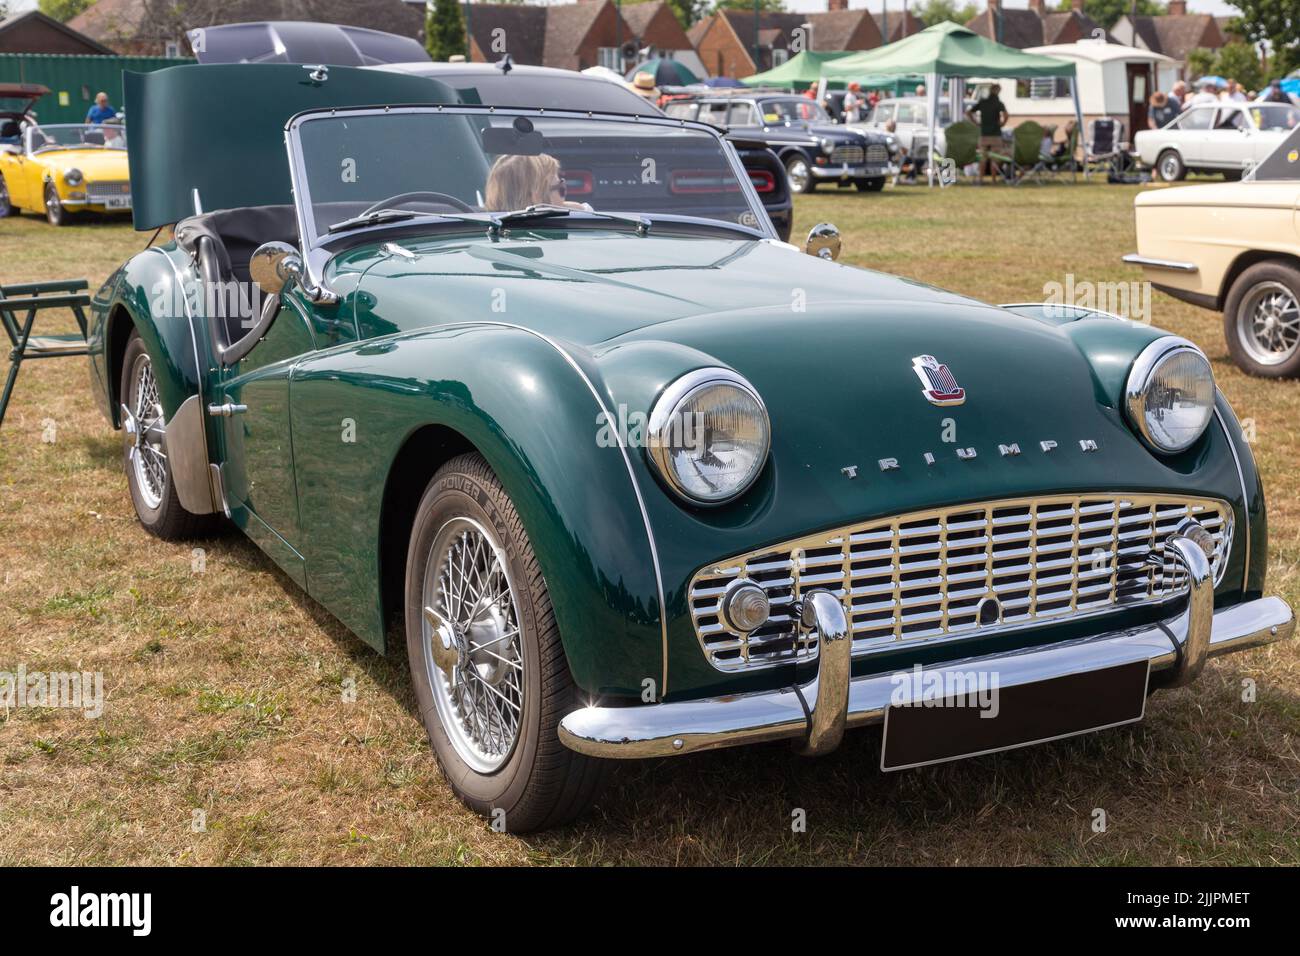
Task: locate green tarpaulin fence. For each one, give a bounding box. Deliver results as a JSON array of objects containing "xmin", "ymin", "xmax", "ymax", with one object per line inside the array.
[{"xmin": 0, "ymin": 53, "xmax": 194, "ymax": 124}]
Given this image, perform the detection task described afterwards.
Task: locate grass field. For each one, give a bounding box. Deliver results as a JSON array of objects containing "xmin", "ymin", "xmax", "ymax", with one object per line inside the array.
[{"xmin": 1, "ymin": 181, "xmax": 1298, "ymax": 866}]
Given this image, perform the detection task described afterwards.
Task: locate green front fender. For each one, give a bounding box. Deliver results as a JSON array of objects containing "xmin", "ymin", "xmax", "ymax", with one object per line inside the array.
[
  {"xmin": 288, "ymin": 325, "xmax": 664, "ymax": 699},
  {"xmin": 88, "ymin": 244, "xmax": 208, "ymax": 428}
]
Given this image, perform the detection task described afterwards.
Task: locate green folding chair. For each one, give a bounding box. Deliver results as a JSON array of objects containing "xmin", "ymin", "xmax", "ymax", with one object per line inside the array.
[
  {"xmin": 937, "ymin": 120, "xmax": 979, "ymax": 184},
  {"xmin": 988, "ymin": 121, "xmax": 1046, "ymax": 185},
  {"xmin": 0, "ymin": 278, "xmax": 92, "ymax": 430},
  {"xmin": 1042, "ymin": 122, "xmax": 1081, "ymax": 182}
]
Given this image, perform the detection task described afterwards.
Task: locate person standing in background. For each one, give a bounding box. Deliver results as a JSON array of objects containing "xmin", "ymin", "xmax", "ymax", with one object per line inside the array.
[
  {"xmin": 85, "ymin": 92, "xmax": 117, "ymax": 124},
  {"xmin": 1169, "ymin": 80, "xmax": 1187, "ymax": 111},
  {"xmin": 1148, "ymin": 90, "xmax": 1178, "ymax": 128},
  {"xmin": 967, "ymin": 83, "xmax": 1008, "ymax": 179},
  {"xmin": 1189, "ymin": 79, "xmax": 1219, "ymax": 106},
  {"xmin": 842, "ymin": 82, "xmax": 862, "ymax": 123},
  {"xmin": 1258, "ymin": 79, "xmax": 1291, "ymax": 104}
]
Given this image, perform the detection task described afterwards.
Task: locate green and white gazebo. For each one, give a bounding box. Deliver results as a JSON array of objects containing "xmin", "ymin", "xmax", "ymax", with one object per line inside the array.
[
  {"xmin": 819, "ymin": 22, "xmax": 1082, "ymax": 185},
  {"xmin": 742, "ymin": 50, "xmax": 855, "ymax": 89}
]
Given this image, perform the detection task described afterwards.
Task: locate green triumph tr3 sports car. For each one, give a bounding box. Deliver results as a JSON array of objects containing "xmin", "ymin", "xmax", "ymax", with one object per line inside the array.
[{"xmin": 88, "ymin": 63, "xmax": 1293, "ymax": 831}]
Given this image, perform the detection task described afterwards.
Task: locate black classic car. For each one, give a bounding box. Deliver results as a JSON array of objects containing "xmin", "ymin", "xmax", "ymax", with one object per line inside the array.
[
  {"xmin": 186, "ymin": 21, "xmax": 793, "ymax": 241},
  {"xmin": 664, "ymin": 91, "xmax": 900, "ymax": 193}
]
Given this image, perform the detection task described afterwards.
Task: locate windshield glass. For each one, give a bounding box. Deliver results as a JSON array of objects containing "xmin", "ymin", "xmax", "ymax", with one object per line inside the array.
[
  {"xmin": 291, "ymin": 108, "xmax": 765, "ymax": 242},
  {"xmin": 760, "ymin": 98, "xmax": 828, "ymax": 123},
  {"xmin": 26, "ymin": 123, "xmax": 127, "ymax": 153},
  {"xmin": 1248, "ymin": 104, "xmax": 1300, "ymax": 132}
]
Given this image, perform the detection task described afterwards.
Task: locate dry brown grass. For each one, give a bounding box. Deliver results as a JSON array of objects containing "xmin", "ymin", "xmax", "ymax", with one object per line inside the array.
[{"xmin": 1, "ymin": 182, "xmax": 1298, "ymax": 865}]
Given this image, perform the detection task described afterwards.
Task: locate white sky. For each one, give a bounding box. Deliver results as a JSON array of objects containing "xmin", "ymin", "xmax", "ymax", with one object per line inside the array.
[{"xmin": 6, "ymin": 0, "xmax": 1245, "ymax": 20}]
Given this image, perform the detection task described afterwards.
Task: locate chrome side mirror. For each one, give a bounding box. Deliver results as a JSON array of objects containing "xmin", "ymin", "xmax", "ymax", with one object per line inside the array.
[
  {"xmin": 805, "ymin": 222, "xmax": 842, "ymax": 261},
  {"xmin": 249, "ymin": 241, "xmax": 301, "ymax": 294},
  {"xmin": 250, "ymin": 241, "xmax": 339, "ymax": 305}
]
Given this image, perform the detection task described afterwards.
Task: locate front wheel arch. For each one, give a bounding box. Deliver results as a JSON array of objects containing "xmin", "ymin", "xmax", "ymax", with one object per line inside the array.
[
  {"xmin": 378, "ymin": 423, "xmax": 479, "ymax": 640},
  {"xmin": 1218, "ymin": 250, "xmax": 1300, "ymax": 310},
  {"xmin": 106, "ymin": 303, "xmax": 137, "ymax": 428}
]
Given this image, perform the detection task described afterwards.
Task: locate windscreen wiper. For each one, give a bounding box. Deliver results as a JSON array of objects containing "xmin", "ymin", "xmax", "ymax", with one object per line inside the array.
[
  {"xmin": 328, "ymin": 209, "xmax": 420, "ymax": 233},
  {"xmin": 491, "ymin": 204, "xmax": 651, "ymax": 236}
]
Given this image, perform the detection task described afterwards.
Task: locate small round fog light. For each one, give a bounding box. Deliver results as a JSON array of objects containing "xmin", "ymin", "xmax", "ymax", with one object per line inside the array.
[
  {"xmin": 723, "ymin": 581, "xmax": 770, "ymax": 633},
  {"xmin": 1175, "ymin": 518, "xmax": 1215, "ymax": 559}
]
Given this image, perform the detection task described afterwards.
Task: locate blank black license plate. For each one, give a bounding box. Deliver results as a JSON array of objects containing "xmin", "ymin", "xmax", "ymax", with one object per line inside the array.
[{"xmin": 881, "ymin": 660, "xmax": 1150, "ymax": 771}]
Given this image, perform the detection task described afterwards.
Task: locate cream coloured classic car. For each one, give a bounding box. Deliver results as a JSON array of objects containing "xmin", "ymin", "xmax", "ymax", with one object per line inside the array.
[{"xmin": 1125, "ymin": 126, "xmax": 1300, "ymax": 376}]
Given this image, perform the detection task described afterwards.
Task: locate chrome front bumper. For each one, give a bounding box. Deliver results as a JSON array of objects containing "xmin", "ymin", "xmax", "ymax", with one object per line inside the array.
[
  {"xmin": 811, "ymin": 163, "xmax": 896, "ymax": 179},
  {"xmin": 1122, "ymin": 252, "xmax": 1198, "ymax": 273},
  {"xmin": 559, "ymin": 533, "xmax": 1294, "ymax": 760}
]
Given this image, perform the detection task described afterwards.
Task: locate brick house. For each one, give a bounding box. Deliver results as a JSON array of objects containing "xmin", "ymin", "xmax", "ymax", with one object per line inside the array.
[
  {"xmin": 965, "ymin": 0, "xmax": 1109, "ymax": 50},
  {"xmin": 872, "ymin": 8, "xmax": 923, "ymax": 44},
  {"xmin": 1111, "ymin": 1, "xmax": 1226, "ymax": 81},
  {"xmin": 0, "ymin": 10, "xmax": 115, "ymax": 55},
  {"xmin": 689, "ymin": 3, "xmax": 881, "ymax": 80}
]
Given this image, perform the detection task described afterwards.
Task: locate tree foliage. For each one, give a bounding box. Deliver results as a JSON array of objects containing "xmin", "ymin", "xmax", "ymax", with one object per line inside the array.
[
  {"xmin": 1186, "ymin": 47, "xmax": 1216, "ymax": 79},
  {"xmin": 1053, "ymin": 0, "xmax": 1163, "ymax": 31},
  {"xmin": 712, "ymin": 0, "xmax": 787, "ymax": 13},
  {"xmin": 38, "ymin": 0, "xmax": 96, "ymax": 22},
  {"xmin": 916, "ymin": 0, "xmax": 977, "ymax": 28},
  {"xmin": 1229, "ymin": 0, "xmax": 1300, "ymax": 79},
  {"xmin": 426, "ymin": 0, "xmax": 467, "ymax": 62}
]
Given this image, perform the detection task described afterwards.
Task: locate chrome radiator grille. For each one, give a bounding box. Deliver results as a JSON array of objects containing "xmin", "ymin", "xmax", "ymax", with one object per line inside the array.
[
  {"xmin": 831, "ymin": 144, "xmax": 865, "ymax": 164},
  {"xmin": 86, "ymin": 181, "xmax": 130, "ymax": 199},
  {"xmin": 865, "ymin": 143, "xmax": 890, "ymax": 164},
  {"xmin": 689, "ymin": 494, "xmax": 1233, "ymax": 672}
]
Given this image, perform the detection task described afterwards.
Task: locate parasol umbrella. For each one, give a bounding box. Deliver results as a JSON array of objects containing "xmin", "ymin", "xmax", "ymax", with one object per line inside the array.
[{"xmin": 626, "ymin": 58, "xmax": 700, "ymax": 87}]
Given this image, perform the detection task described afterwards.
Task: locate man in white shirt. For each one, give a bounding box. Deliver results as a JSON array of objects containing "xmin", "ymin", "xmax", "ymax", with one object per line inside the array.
[
  {"xmin": 842, "ymin": 82, "xmax": 862, "ymax": 124},
  {"xmin": 1189, "ymin": 80, "xmax": 1220, "ymax": 106},
  {"xmin": 1221, "ymin": 79, "xmax": 1247, "ymax": 102}
]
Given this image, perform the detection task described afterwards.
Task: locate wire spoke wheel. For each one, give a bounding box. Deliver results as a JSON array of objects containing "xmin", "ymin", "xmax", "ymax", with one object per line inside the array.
[
  {"xmin": 125, "ymin": 351, "xmax": 167, "ymax": 510},
  {"xmin": 422, "ymin": 516, "xmax": 525, "ymax": 773},
  {"xmin": 1238, "ymin": 280, "xmax": 1300, "ymax": 366}
]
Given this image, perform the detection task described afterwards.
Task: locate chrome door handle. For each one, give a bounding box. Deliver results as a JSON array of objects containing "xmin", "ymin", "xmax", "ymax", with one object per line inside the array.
[{"xmin": 207, "ymin": 402, "xmax": 248, "ymax": 417}]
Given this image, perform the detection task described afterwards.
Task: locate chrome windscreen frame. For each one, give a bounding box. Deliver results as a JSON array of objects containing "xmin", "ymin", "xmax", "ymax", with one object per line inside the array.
[{"xmin": 281, "ymin": 104, "xmax": 777, "ymax": 296}]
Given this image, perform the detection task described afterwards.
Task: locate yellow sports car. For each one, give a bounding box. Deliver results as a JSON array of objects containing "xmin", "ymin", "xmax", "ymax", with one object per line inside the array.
[{"xmin": 0, "ymin": 121, "xmax": 132, "ymax": 226}]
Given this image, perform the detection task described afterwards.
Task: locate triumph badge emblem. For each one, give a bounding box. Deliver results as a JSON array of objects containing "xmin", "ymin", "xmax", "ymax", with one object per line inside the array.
[{"xmin": 911, "ymin": 354, "xmax": 965, "ymax": 406}]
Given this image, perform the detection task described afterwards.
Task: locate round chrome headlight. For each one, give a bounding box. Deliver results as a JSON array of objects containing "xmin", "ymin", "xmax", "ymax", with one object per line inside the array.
[
  {"xmin": 1124, "ymin": 337, "xmax": 1215, "ymax": 454},
  {"xmin": 63, "ymin": 167, "xmax": 83, "ymax": 186},
  {"xmin": 647, "ymin": 368, "xmax": 770, "ymax": 505}
]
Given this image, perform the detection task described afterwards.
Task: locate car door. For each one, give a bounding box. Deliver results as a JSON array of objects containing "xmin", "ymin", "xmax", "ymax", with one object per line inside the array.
[
  {"xmin": 698, "ymin": 101, "xmax": 730, "ymax": 129},
  {"xmin": 1171, "ymin": 106, "xmax": 1214, "ymax": 166},
  {"xmin": 0, "ymin": 150, "xmax": 19, "ymax": 207},
  {"xmin": 896, "ymin": 102, "xmax": 922, "ymax": 151},
  {"xmin": 729, "ymin": 101, "xmax": 760, "ymax": 132},
  {"xmin": 4, "ymin": 144, "xmax": 35, "ymax": 209},
  {"xmin": 1245, "ymin": 105, "xmax": 1286, "ymax": 163},
  {"xmin": 1202, "ymin": 106, "xmax": 1248, "ymax": 168},
  {"xmin": 215, "ymin": 286, "xmax": 321, "ymax": 586}
]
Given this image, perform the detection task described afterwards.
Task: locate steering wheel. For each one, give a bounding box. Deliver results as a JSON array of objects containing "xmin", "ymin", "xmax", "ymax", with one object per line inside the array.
[{"xmin": 359, "ymin": 191, "xmax": 474, "ymax": 216}]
